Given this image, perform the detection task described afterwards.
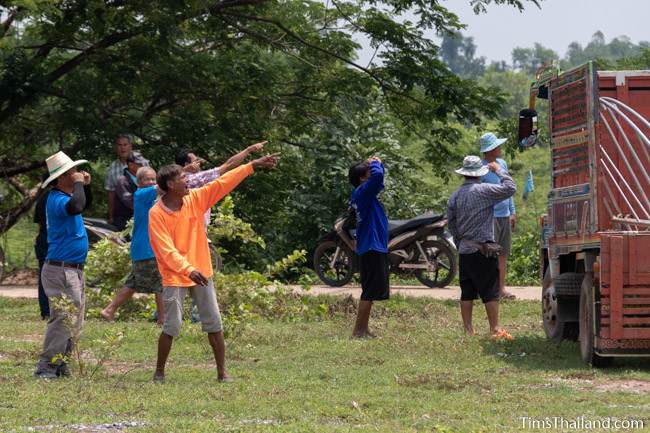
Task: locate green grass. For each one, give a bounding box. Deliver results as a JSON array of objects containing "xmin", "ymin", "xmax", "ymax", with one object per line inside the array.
[
  {"xmin": 1, "ymin": 296, "xmax": 649, "ymax": 432},
  {"xmin": 1, "ymin": 214, "xmax": 39, "ymax": 274}
]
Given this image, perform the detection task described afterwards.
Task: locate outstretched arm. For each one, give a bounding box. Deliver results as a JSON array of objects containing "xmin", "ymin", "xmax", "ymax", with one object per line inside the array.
[
  {"xmin": 217, "ymin": 141, "xmax": 267, "ymax": 175},
  {"xmin": 192, "ymin": 153, "xmax": 279, "ymax": 213}
]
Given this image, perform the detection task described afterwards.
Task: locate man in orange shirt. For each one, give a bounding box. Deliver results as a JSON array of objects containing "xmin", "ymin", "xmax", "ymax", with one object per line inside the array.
[{"xmin": 149, "ymin": 153, "xmax": 278, "ymax": 383}]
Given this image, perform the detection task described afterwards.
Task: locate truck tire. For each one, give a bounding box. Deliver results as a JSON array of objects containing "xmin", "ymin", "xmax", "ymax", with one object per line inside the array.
[
  {"xmin": 579, "ymin": 273, "xmax": 613, "ymax": 368},
  {"xmin": 542, "ymin": 269, "xmax": 579, "ymax": 342},
  {"xmin": 554, "ymin": 272, "xmax": 584, "ymax": 297}
]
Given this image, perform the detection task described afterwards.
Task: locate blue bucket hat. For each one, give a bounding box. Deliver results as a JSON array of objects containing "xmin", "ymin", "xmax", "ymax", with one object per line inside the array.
[{"xmin": 480, "ymin": 132, "xmax": 507, "ymax": 153}]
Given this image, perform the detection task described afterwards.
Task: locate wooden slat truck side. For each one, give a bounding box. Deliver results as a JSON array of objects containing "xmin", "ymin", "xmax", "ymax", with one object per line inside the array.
[{"xmin": 522, "ymin": 62, "xmax": 650, "ymax": 366}]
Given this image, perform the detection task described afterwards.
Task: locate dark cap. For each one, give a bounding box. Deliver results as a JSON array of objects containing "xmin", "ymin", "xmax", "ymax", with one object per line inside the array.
[{"xmin": 127, "ymin": 150, "xmax": 149, "ymax": 166}]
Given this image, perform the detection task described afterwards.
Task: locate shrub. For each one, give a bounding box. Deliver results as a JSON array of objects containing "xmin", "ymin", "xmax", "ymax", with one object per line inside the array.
[
  {"xmin": 83, "ymin": 198, "xmax": 325, "ymax": 330},
  {"xmin": 507, "ymin": 229, "xmax": 540, "ymax": 286}
]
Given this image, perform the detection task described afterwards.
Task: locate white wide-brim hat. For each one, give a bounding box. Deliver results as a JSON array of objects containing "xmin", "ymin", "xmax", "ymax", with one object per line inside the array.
[
  {"xmin": 455, "ymin": 155, "xmax": 489, "ymax": 177},
  {"xmin": 42, "ymin": 151, "xmax": 88, "ymax": 188}
]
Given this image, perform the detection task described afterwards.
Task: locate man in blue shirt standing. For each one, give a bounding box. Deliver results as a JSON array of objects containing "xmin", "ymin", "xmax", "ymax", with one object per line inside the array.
[
  {"xmin": 101, "ymin": 166, "xmax": 164, "ymax": 324},
  {"xmin": 480, "ymin": 133, "xmax": 517, "ymax": 300},
  {"xmin": 348, "ymin": 157, "xmax": 389, "ymax": 338},
  {"xmin": 34, "ymin": 151, "xmax": 92, "ymax": 379}
]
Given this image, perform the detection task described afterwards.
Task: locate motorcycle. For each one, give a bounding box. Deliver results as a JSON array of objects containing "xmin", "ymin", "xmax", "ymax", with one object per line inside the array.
[{"xmin": 313, "ymin": 211, "xmax": 457, "ymax": 288}]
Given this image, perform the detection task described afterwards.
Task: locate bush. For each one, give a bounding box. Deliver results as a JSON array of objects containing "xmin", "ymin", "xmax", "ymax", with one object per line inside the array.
[
  {"xmin": 83, "ymin": 198, "xmax": 325, "ymax": 330},
  {"xmin": 507, "ymin": 229, "xmax": 540, "ymax": 286}
]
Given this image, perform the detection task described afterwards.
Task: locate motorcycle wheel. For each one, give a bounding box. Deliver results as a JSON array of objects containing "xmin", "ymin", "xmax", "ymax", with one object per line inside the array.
[
  {"xmin": 313, "ymin": 240, "xmax": 354, "ymax": 287},
  {"xmin": 414, "ymin": 240, "xmax": 456, "ymax": 288}
]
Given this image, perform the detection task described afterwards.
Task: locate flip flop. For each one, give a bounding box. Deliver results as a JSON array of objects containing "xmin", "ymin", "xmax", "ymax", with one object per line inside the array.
[{"xmin": 491, "ymin": 329, "xmax": 514, "ymax": 341}]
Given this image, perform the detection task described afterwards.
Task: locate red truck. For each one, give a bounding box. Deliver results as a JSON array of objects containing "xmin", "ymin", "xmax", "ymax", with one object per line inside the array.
[{"xmin": 520, "ymin": 62, "xmax": 650, "ymax": 366}]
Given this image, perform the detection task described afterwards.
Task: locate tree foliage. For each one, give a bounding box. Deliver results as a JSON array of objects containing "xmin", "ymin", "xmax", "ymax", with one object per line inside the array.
[
  {"xmin": 440, "ymin": 31, "xmax": 485, "ymax": 77},
  {"xmin": 0, "ymin": 0, "xmax": 516, "ymax": 242}
]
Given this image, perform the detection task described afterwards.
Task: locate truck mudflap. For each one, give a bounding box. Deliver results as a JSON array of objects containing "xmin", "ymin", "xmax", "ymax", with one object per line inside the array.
[{"xmin": 597, "ymin": 232, "xmax": 650, "ymax": 354}]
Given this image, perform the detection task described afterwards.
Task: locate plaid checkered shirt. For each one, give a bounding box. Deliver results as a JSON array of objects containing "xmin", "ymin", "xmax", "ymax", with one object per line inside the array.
[
  {"xmin": 447, "ymin": 168, "xmax": 516, "ymax": 254},
  {"xmin": 186, "ymin": 167, "xmax": 221, "ymax": 226}
]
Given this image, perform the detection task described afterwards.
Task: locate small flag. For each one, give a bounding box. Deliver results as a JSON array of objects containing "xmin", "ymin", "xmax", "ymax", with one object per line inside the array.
[{"xmin": 523, "ymin": 169, "xmax": 535, "ymax": 200}]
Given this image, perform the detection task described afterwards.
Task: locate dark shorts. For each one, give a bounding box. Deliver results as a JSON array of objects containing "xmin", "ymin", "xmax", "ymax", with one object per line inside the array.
[
  {"xmin": 124, "ymin": 258, "xmax": 163, "ymax": 294},
  {"xmin": 359, "ymin": 251, "xmax": 390, "ymax": 301},
  {"xmin": 459, "ymin": 252, "xmax": 499, "ymax": 303}
]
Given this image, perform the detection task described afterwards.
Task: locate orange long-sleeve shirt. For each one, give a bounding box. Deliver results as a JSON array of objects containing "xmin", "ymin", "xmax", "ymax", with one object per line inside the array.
[{"xmin": 149, "ymin": 163, "xmax": 255, "ymax": 287}]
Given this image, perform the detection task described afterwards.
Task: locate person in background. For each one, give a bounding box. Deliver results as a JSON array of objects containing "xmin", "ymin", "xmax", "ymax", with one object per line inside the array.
[
  {"xmin": 480, "ymin": 132, "xmax": 517, "ymax": 300},
  {"xmin": 348, "ymin": 156, "xmax": 389, "ymax": 339},
  {"xmin": 101, "ymin": 167, "xmax": 165, "ymax": 324},
  {"xmin": 34, "ymin": 172, "xmax": 93, "ymax": 321},
  {"xmin": 176, "ymin": 140, "xmax": 267, "ymax": 189},
  {"xmin": 149, "ymin": 153, "xmax": 278, "ymax": 383},
  {"xmin": 105, "ymin": 135, "xmax": 149, "ymax": 228},
  {"xmin": 112, "ymin": 151, "xmax": 149, "ymax": 230},
  {"xmin": 34, "ymin": 151, "xmax": 92, "ymax": 379},
  {"xmin": 447, "ymin": 155, "xmax": 516, "ymax": 339}
]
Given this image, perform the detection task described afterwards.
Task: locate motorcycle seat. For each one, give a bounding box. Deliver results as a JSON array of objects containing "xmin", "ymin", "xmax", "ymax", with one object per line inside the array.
[{"xmin": 388, "ymin": 213, "xmax": 444, "ymax": 237}]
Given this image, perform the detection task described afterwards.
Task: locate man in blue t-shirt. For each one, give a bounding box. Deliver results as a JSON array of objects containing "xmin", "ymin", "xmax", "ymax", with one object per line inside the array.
[
  {"xmin": 480, "ymin": 132, "xmax": 517, "ymax": 300},
  {"xmin": 101, "ymin": 167, "xmax": 165, "ymax": 323},
  {"xmin": 35, "ymin": 151, "xmax": 92, "ymax": 379},
  {"xmin": 348, "ymin": 157, "xmax": 389, "ymax": 338}
]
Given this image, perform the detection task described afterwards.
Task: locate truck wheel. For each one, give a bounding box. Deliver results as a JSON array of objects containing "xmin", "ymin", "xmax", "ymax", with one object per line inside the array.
[
  {"xmin": 579, "ymin": 273, "xmax": 613, "ymax": 367},
  {"xmin": 554, "ymin": 272, "xmax": 584, "ymax": 297},
  {"xmin": 542, "ymin": 269, "xmax": 579, "ymax": 342}
]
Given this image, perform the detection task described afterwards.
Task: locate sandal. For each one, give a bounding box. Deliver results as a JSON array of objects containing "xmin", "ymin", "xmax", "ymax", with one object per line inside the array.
[{"xmin": 491, "ymin": 329, "xmax": 514, "ymax": 341}]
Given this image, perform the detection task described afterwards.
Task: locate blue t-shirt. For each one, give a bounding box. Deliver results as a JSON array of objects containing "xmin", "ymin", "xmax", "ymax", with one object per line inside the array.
[
  {"xmin": 131, "ymin": 186, "xmax": 157, "ymax": 261},
  {"xmin": 350, "ymin": 161, "xmax": 388, "ymax": 255},
  {"xmin": 481, "ymin": 158, "xmax": 516, "ymax": 218},
  {"xmin": 46, "ymin": 189, "xmax": 89, "ymax": 263}
]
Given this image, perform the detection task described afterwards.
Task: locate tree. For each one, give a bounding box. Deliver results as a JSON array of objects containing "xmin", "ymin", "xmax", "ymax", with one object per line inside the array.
[
  {"xmin": 0, "ymin": 0, "xmax": 541, "ymax": 239},
  {"xmin": 440, "ymin": 31, "xmax": 486, "ymax": 77},
  {"xmin": 512, "ymin": 43, "xmax": 558, "ymax": 75},
  {"xmin": 563, "ymin": 31, "xmax": 650, "ymax": 69}
]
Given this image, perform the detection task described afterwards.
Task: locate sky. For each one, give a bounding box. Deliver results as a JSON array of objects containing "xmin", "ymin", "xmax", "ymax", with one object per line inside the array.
[
  {"xmin": 440, "ymin": 0, "xmax": 650, "ymax": 63},
  {"xmin": 356, "ymin": 0, "xmax": 650, "ymax": 65}
]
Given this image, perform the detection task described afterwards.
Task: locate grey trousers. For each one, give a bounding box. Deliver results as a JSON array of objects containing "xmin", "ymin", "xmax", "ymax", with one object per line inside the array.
[
  {"xmin": 36, "ymin": 263, "xmax": 85, "ymax": 372},
  {"xmin": 162, "ymin": 278, "xmax": 222, "ymax": 337}
]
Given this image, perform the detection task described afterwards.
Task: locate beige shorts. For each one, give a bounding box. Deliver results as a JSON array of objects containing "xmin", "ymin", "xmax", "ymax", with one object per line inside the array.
[
  {"xmin": 162, "ymin": 278, "xmax": 222, "ymax": 337},
  {"xmin": 494, "ymin": 217, "xmax": 512, "ymax": 257}
]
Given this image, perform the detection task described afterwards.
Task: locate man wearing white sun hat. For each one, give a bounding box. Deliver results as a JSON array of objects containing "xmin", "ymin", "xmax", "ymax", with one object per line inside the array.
[
  {"xmin": 447, "ymin": 155, "xmax": 516, "ymax": 339},
  {"xmin": 34, "ymin": 151, "xmax": 92, "ymax": 379}
]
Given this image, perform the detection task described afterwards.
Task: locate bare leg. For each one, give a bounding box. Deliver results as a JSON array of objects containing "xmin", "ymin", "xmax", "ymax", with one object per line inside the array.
[
  {"xmin": 154, "ymin": 332, "xmax": 173, "ymax": 381},
  {"xmin": 484, "ymin": 301, "xmax": 500, "ymax": 335},
  {"xmin": 352, "ymin": 300, "xmax": 373, "ymax": 337},
  {"xmin": 498, "ymin": 256, "xmax": 515, "ymax": 299},
  {"xmin": 207, "ymin": 331, "xmax": 230, "ymax": 381},
  {"xmin": 460, "ymin": 300, "xmax": 475, "ymax": 335},
  {"xmin": 101, "ymin": 287, "xmax": 136, "ymax": 321},
  {"xmin": 155, "ymin": 293, "xmax": 165, "ymax": 325}
]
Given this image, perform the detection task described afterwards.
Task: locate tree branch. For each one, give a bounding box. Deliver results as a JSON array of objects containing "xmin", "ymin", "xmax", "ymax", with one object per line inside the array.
[{"xmin": 1, "ymin": 8, "xmax": 21, "ymax": 38}]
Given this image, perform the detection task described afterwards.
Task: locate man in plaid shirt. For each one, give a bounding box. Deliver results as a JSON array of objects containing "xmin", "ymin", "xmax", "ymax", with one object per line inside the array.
[{"xmin": 447, "ymin": 155, "xmax": 516, "ymax": 339}]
